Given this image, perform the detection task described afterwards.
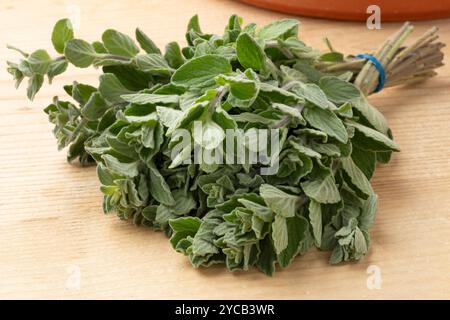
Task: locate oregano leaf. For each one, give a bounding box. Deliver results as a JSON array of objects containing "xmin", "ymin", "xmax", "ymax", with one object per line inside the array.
[{"xmin": 51, "ymin": 18, "xmax": 74, "ymax": 54}]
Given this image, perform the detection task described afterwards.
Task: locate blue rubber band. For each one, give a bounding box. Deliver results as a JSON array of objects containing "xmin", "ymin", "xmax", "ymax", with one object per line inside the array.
[{"xmin": 356, "ymin": 54, "xmax": 386, "ymax": 93}]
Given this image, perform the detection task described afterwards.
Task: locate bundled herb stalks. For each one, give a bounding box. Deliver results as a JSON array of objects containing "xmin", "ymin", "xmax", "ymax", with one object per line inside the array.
[
  {"xmin": 7, "ymin": 16, "xmax": 444, "ymax": 275},
  {"xmin": 316, "ymin": 22, "xmax": 445, "ymax": 95}
]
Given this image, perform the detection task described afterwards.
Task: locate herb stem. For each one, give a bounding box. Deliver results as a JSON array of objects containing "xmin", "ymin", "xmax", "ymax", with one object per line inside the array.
[
  {"xmin": 208, "ymin": 86, "xmax": 228, "ymax": 113},
  {"xmin": 53, "ymin": 53, "xmax": 131, "ymax": 64},
  {"xmin": 271, "ymin": 115, "xmax": 291, "ymax": 129}
]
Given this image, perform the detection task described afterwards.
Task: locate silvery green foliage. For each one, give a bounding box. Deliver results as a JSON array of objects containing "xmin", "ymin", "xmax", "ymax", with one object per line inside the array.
[{"xmin": 8, "ymin": 15, "xmax": 399, "ymax": 275}]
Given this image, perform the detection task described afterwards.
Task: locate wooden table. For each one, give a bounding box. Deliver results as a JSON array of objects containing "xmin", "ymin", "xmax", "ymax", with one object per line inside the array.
[{"xmin": 1, "ymin": 0, "xmax": 449, "ymax": 299}]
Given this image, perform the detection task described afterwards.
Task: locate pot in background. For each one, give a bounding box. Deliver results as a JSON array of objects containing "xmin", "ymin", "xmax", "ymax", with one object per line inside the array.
[{"xmin": 238, "ymin": 0, "xmax": 450, "ymax": 21}]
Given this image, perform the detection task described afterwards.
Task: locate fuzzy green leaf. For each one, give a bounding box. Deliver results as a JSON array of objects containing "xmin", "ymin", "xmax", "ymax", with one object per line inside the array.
[
  {"xmin": 64, "ymin": 39, "xmax": 99, "ymax": 68},
  {"xmin": 319, "ymin": 76, "xmax": 361, "ymax": 104},
  {"xmin": 260, "ymin": 184, "xmax": 301, "ymax": 218},
  {"xmin": 236, "ymin": 33, "xmax": 266, "ymax": 71},
  {"xmin": 52, "ymin": 18, "xmax": 74, "ymax": 54},
  {"xmin": 308, "ymin": 199, "xmax": 322, "ymax": 246},
  {"xmin": 102, "ymin": 29, "xmax": 140, "ymax": 57},
  {"xmin": 172, "ymin": 54, "xmax": 232, "ymax": 87},
  {"xmin": 303, "ymin": 106, "xmax": 348, "ymax": 143},
  {"xmin": 257, "ymin": 19, "xmax": 299, "ymax": 40},
  {"xmin": 301, "ymin": 174, "xmax": 341, "ymax": 204}
]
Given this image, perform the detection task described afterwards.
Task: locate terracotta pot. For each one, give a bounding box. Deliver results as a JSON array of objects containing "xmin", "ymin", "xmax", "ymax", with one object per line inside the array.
[{"xmin": 239, "ymin": 0, "xmax": 450, "ymax": 21}]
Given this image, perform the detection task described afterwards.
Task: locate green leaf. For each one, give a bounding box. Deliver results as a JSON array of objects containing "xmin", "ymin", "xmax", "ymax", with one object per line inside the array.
[
  {"xmin": 82, "ymin": 92, "xmax": 109, "ymax": 121},
  {"xmin": 272, "ymin": 103, "xmax": 305, "ymax": 123},
  {"xmin": 141, "ymin": 205, "xmax": 157, "ymax": 222},
  {"xmin": 100, "ymin": 185, "xmax": 118, "ymax": 196},
  {"xmin": 51, "ymin": 18, "xmax": 74, "ymax": 54},
  {"xmin": 257, "ymin": 19, "xmax": 299, "ymax": 40},
  {"xmin": 335, "ymin": 101, "xmax": 353, "ymax": 118},
  {"xmin": 278, "ymin": 215, "xmax": 308, "ymax": 267},
  {"xmin": 354, "ymin": 227, "xmax": 368, "ymax": 254},
  {"xmin": 98, "ymin": 73, "xmax": 134, "ymax": 104},
  {"xmin": 92, "ymin": 41, "xmax": 108, "ymax": 53},
  {"xmin": 102, "ymin": 154, "xmax": 138, "ymax": 178},
  {"xmin": 259, "ymin": 83, "xmax": 304, "ymax": 104},
  {"xmin": 341, "ymin": 157, "xmax": 373, "ymax": 197},
  {"xmin": 28, "ymin": 49, "xmax": 52, "ymax": 74},
  {"xmin": 377, "ymin": 151, "xmax": 392, "ymax": 164},
  {"xmin": 256, "ymin": 235, "xmax": 277, "ymax": 276},
  {"xmin": 168, "ymin": 101, "xmax": 207, "ymax": 135},
  {"xmin": 310, "ymin": 142, "xmax": 341, "ymax": 157},
  {"xmin": 135, "ymin": 28, "xmax": 161, "ymax": 54},
  {"xmin": 352, "ymin": 96, "xmax": 389, "ymax": 135},
  {"xmin": 71, "ymin": 82, "xmax": 96, "ymax": 105},
  {"xmin": 349, "ymin": 121, "xmax": 400, "ymax": 152},
  {"xmin": 301, "ymin": 174, "xmax": 341, "ymax": 204},
  {"xmin": 64, "ymin": 39, "xmax": 99, "ymax": 68},
  {"xmin": 148, "ymin": 161, "xmax": 175, "ymax": 206},
  {"xmin": 238, "ymin": 198, "xmax": 273, "ymax": 222},
  {"xmin": 236, "ymin": 33, "xmax": 266, "ymax": 71},
  {"xmin": 215, "ymin": 74, "xmax": 257, "ymax": 100},
  {"xmin": 27, "ymin": 74, "xmax": 44, "ymax": 100},
  {"xmin": 97, "ymin": 163, "xmax": 115, "ymax": 185},
  {"xmin": 171, "ymin": 54, "xmax": 232, "ymax": 87},
  {"xmin": 359, "ymin": 194, "xmax": 378, "ymax": 231},
  {"xmin": 134, "ymin": 53, "xmax": 173, "ymax": 76},
  {"xmin": 192, "ymin": 212, "xmax": 221, "ymax": 257},
  {"xmin": 319, "ymin": 76, "xmax": 361, "ymax": 104},
  {"xmin": 252, "ymin": 215, "xmax": 268, "ymax": 239},
  {"xmin": 164, "ymin": 42, "xmax": 185, "ymax": 68},
  {"xmin": 289, "ymin": 139, "xmax": 321, "ymax": 159},
  {"xmin": 303, "ymin": 106, "xmax": 348, "ymax": 143},
  {"xmin": 47, "ymin": 59, "xmax": 68, "ymax": 82},
  {"xmin": 308, "ymin": 199, "xmax": 322, "ymax": 246},
  {"xmin": 102, "ymin": 29, "xmax": 139, "ymax": 57},
  {"xmin": 103, "ymin": 64, "xmax": 153, "ymax": 91},
  {"xmin": 187, "ymin": 14, "xmax": 202, "ymax": 33},
  {"xmin": 351, "ymin": 146, "xmax": 376, "ymax": 179},
  {"xmin": 171, "ymin": 190, "xmax": 197, "ymax": 215},
  {"xmin": 92, "ymin": 56, "xmax": 130, "ymax": 67},
  {"xmin": 330, "ymin": 246, "xmax": 344, "ymax": 264},
  {"xmin": 320, "ymin": 51, "xmax": 344, "ymax": 62},
  {"xmin": 260, "ymin": 184, "xmax": 301, "ymax": 218},
  {"xmin": 193, "ymin": 118, "xmax": 225, "ymax": 150},
  {"xmin": 156, "ymin": 106, "xmax": 183, "ymax": 129},
  {"xmin": 272, "ymin": 215, "xmax": 288, "ymax": 254},
  {"xmin": 7, "ymin": 62, "xmax": 24, "ymax": 88},
  {"xmin": 17, "ymin": 60, "xmax": 32, "ymax": 77},
  {"xmin": 211, "ymin": 106, "xmax": 237, "ymax": 130},
  {"xmin": 107, "ymin": 136, "xmax": 138, "ymax": 159},
  {"xmin": 121, "ymin": 93, "xmax": 178, "ymax": 105},
  {"xmin": 280, "ymin": 65, "xmax": 308, "ymax": 83},
  {"xmin": 169, "ymin": 217, "xmax": 202, "ymax": 249},
  {"xmin": 297, "ymin": 83, "xmax": 331, "ymax": 109},
  {"xmin": 231, "ymin": 112, "xmax": 274, "ymax": 125}
]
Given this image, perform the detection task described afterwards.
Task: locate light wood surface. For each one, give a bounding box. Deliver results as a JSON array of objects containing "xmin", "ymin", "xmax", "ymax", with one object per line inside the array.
[{"xmin": 1, "ymin": 0, "xmax": 449, "ymax": 299}]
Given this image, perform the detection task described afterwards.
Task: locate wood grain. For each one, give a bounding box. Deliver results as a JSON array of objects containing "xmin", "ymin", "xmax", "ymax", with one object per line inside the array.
[{"xmin": 0, "ymin": 0, "xmax": 449, "ymax": 299}]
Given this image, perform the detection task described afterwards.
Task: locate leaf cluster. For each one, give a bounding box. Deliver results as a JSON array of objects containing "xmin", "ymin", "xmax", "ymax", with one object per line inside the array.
[{"xmin": 8, "ymin": 15, "xmax": 399, "ymax": 275}]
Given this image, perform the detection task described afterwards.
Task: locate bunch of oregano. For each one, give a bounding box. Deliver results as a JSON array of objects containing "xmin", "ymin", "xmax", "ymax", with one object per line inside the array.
[{"xmin": 7, "ymin": 16, "xmax": 443, "ymax": 275}]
